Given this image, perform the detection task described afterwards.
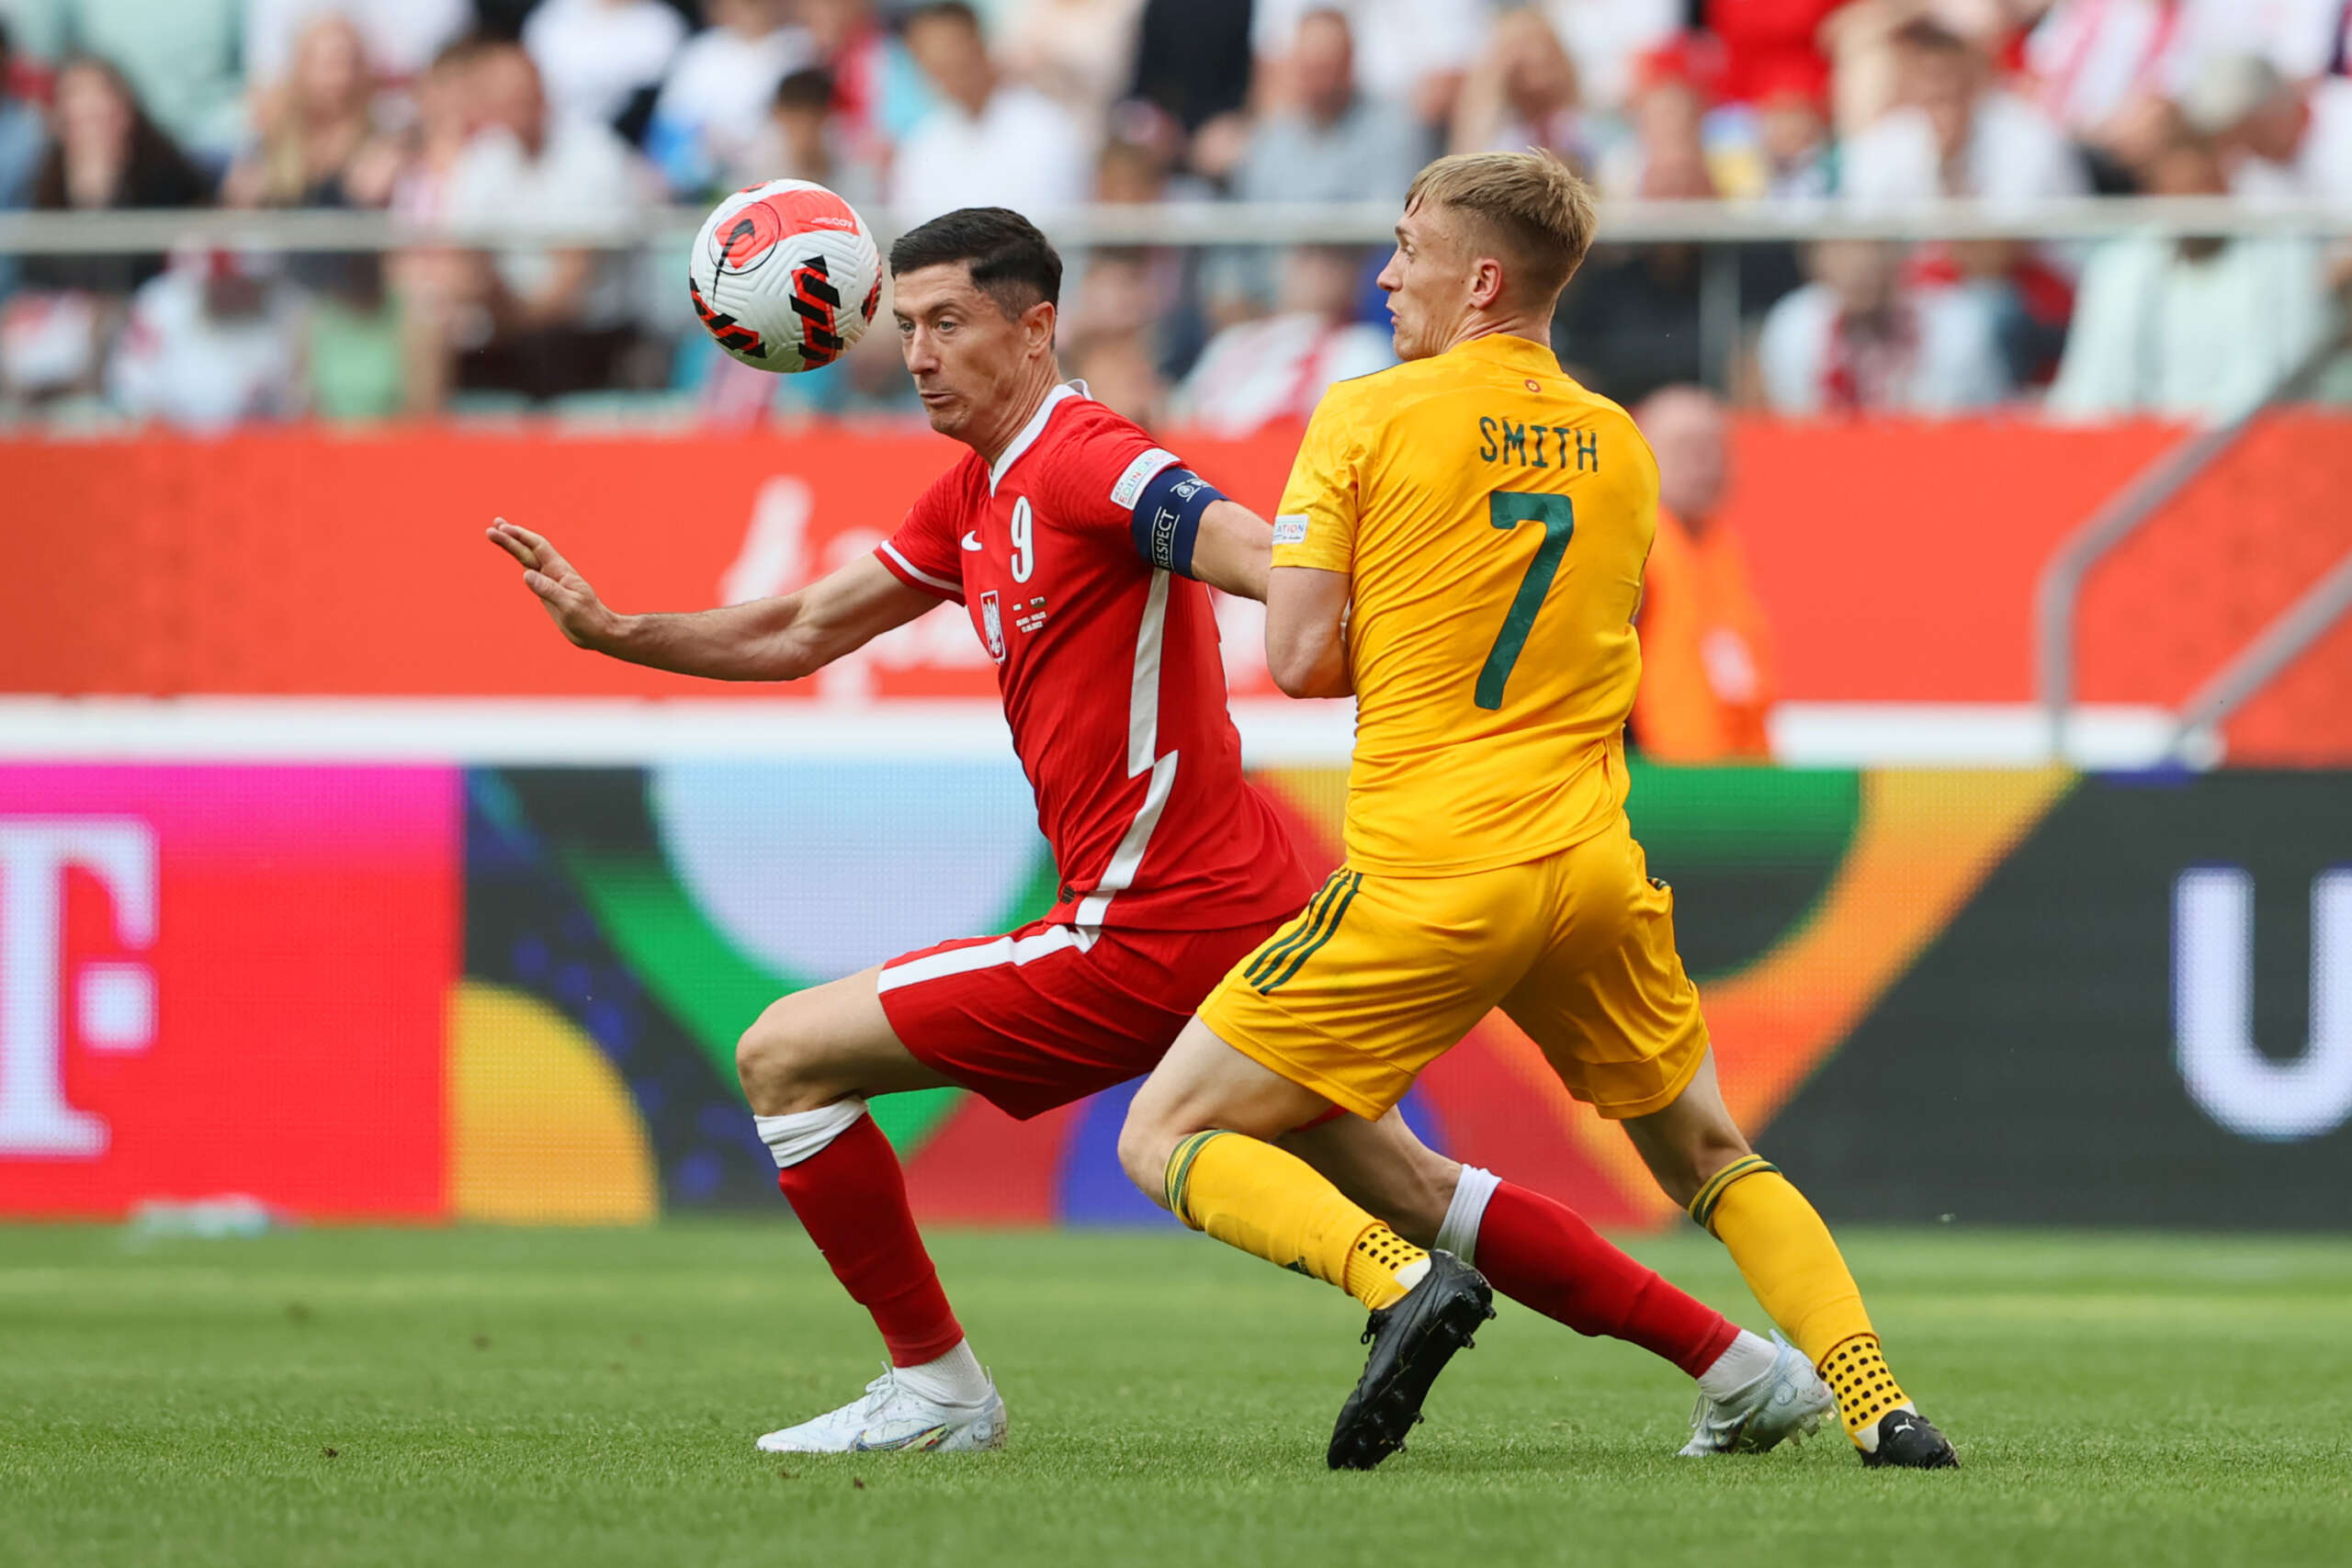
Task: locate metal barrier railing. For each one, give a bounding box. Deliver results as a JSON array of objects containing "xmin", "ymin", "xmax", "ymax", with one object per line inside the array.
[
  {"xmin": 2034, "ymin": 321, "xmax": 2352, "ymax": 765},
  {"xmin": 6, "ymin": 194, "xmax": 2352, "ymax": 256}
]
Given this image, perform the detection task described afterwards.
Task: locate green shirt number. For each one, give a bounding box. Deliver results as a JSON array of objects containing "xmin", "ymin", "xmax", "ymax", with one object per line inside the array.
[{"xmin": 1475, "ymin": 491, "xmax": 1576, "ymax": 710}]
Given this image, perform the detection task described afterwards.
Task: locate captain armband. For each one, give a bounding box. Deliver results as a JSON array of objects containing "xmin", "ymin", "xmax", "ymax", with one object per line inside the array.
[{"xmin": 1128, "ymin": 465, "xmax": 1227, "ymax": 580}]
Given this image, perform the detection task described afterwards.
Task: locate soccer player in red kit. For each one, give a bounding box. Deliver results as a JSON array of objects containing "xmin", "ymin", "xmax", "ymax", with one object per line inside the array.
[{"xmin": 485, "ymin": 208, "xmax": 1828, "ymax": 1456}]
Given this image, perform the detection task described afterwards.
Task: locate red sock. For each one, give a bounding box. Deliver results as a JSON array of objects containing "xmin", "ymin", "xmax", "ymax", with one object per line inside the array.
[
  {"xmin": 773, "ymin": 1113, "xmax": 965, "ymax": 1367},
  {"xmin": 1474, "ymin": 1181, "xmax": 1737, "ymax": 1377}
]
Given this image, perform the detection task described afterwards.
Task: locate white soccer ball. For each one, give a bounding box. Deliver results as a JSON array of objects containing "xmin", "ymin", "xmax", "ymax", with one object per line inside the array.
[{"xmin": 687, "ymin": 178, "xmax": 882, "ymax": 373}]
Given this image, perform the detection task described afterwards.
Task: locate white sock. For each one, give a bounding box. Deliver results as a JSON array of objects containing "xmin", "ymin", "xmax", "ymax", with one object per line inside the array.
[
  {"xmin": 1695, "ymin": 1328, "xmax": 1783, "ymax": 1401},
  {"xmin": 753, "ymin": 1099, "xmax": 866, "ymax": 1168},
  {"xmin": 1432, "ymin": 1165, "xmax": 1501, "ymax": 1265},
  {"xmin": 891, "ymin": 1338, "xmax": 992, "ymax": 1408}
]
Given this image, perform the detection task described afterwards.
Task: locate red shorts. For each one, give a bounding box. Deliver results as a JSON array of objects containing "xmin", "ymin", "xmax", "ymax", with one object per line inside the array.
[{"xmin": 876, "ymin": 916, "xmax": 1289, "ymax": 1120}]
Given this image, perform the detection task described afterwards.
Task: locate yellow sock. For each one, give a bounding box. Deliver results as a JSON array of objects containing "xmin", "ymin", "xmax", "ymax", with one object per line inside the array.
[
  {"xmin": 1690, "ymin": 1155, "xmax": 1910, "ymax": 1444},
  {"xmin": 1164, "ymin": 1131, "xmax": 1428, "ymax": 1310}
]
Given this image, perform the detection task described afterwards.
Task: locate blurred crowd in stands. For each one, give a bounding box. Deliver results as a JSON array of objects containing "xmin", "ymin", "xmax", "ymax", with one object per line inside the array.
[{"xmin": 2, "ymin": 0, "xmax": 2350, "ymax": 430}]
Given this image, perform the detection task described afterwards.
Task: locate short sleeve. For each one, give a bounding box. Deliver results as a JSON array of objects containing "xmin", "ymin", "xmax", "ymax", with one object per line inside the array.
[
  {"xmin": 1271, "ymin": 393, "xmax": 1361, "ymax": 574},
  {"xmin": 1036, "ymin": 409, "xmax": 1181, "ymax": 536},
  {"xmin": 874, "ymin": 468, "xmax": 967, "ymax": 603}
]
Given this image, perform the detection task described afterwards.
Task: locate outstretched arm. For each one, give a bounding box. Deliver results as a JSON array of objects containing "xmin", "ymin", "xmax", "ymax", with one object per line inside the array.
[
  {"xmin": 1187, "ymin": 500, "xmax": 1274, "ymax": 602},
  {"xmin": 1265, "ymin": 564, "xmax": 1352, "ymax": 698},
  {"xmin": 485, "ymin": 518, "xmax": 939, "ymax": 682}
]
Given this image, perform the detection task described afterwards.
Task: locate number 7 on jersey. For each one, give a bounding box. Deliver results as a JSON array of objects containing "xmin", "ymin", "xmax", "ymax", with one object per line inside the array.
[{"xmin": 1475, "ymin": 491, "xmax": 1576, "ymax": 710}]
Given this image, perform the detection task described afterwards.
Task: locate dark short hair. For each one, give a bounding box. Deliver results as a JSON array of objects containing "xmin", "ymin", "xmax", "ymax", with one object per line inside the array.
[
  {"xmin": 889, "ymin": 207, "xmax": 1063, "ymax": 317},
  {"xmin": 773, "ymin": 66, "xmax": 833, "ymax": 113}
]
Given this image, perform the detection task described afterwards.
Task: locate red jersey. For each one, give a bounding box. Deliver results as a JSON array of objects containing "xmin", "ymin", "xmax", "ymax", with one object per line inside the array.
[{"xmin": 874, "ymin": 385, "xmax": 1311, "ymax": 932}]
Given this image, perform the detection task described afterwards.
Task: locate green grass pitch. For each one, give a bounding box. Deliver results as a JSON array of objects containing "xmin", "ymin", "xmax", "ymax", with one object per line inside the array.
[{"xmin": 4, "ymin": 1223, "xmax": 2347, "ymax": 1567}]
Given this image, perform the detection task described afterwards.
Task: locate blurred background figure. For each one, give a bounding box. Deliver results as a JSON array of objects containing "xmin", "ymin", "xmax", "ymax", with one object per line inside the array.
[
  {"xmin": 2020, "ymin": 0, "xmax": 2188, "ymax": 193},
  {"xmin": 1122, "ymin": 0, "xmax": 1253, "ymax": 182},
  {"xmin": 107, "ymin": 243, "xmax": 300, "ymax": 428},
  {"xmin": 1218, "ymin": 7, "xmax": 1424, "ymax": 320},
  {"xmin": 1449, "ymin": 5, "xmax": 1589, "ymax": 167},
  {"xmin": 221, "ymin": 13, "xmax": 394, "ymax": 210},
  {"xmin": 2181, "ymin": 51, "xmax": 2352, "ymax": 204},
  {"xmin": 1250, "ymin": 0, "xmax": 1481, "ymax": 132},
  {"xmin": 3, "ymin": 53, "xmax": 207, "ymax": 410},
  {"xmin": 387, "ymin": 36, "xmax": 487, "ymax": 225},
  {"xmin": 2046, "ymin": 136, "xmax": 2330, "ymax": 424},
  {"xmin": 29, "ymin": 0, "xmax": 243, "ymax": 162},
  {"xmin": 888, "ymin": 1, "xmax": 1086, "ymax": 223},
  {"xmin": 1557, "ymin": 107, "xmax": 1808, "ymax": 410},
  {"xmin": 1756, "ymin": 238, "xmax": 2011, "ymax": 415},
  {"xmin": 1062, "ymin": 131, "xmax": 1201, "ymax": 375},
  {"xmin": 1169, "ymin": 244, "xmax": 1391, "ymax": 436},
  {"xmin": 523, "ymin": 0, "xmax": 689, "ymax": 143},
  {"xmin": 1629, "ymin": 385, "xmax": 1777, "ymax": 763},
  {"xmin": 243, "ymin": 0, "xmax": 470, "ymax": 90},
  {"xmin": 645, "ymin": 0, "xmax": 812, "ymax": 197},
  {"xmin": 407, "ymin": 41, "xmax": 653, "ymax": 412},
  {"xmin": 1530, "ymin": 0, "xmax": 1679, "ymax": 116},
  {"xmin": 0, "ymin": 18, "xmax": 40, "ymax": 208},
  {"xmin": 1002, "ymin": 0, "xmax": 1146, "ymax": 143},
  {"xmin": 1067, "ymin": 327, "xmax": 1167, "ymax": 428},
  {"xmin": 1842, "ymin": 17, "xmax": 2086, "ymax": 206},
  {"xmin": 759, "ymin": 65, "xmax": 878, "ymax": 209},
  {"xmin": 0, "ymin": 18, "xmax": 44, "ymax": 303},
  {"xmin": 1596, "ymin": 44, "xmax": 1721, "ymax": 197},
  {"xmin": 1232, "ymin": 6, "xmax": 1424, "ymax": 204}
]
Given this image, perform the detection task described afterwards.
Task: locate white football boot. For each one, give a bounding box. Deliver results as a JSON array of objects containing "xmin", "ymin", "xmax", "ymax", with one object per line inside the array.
[
  {"xmin": 1679, "ymin": 1332, "xmax": 1837, "ymax": 1456},
  {"xmin": 755, "ymin": 1367, "xmax": 1008, "ymax": 1454}
]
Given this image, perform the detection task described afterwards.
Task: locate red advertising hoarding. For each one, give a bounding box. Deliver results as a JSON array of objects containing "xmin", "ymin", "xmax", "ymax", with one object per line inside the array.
[{"xmin": 0, "ymin": 767, "xmax": 458, "ymax": 1218}]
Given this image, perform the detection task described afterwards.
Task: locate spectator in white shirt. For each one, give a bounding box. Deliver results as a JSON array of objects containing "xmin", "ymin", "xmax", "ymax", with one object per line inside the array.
[
  {"xmin": 887, "ymin": 2, "xmax": 1089, "ymax": 224},
  {"xmin": 1170, "ymin": 245, "xmax": 1392, "ymax": 435},
  {"xmin": 109, "ymin": 244, "xmax": 301, "ymax": 429},
  {"xmin": 1756, "ymin": 239, "xmax": 2012, "ymax": 416},
  {"xmin": 2046, "ymin": 138, "xmax": 2329, "ymax": 424},
  {"xmin": 1843, "ymin": 18, "xmax": 2087, "ymax": 205},
  {"xmin": 646, "ymin": 0, "xmax": 815, "ymax": 197},
  {"xmin": 420, "ymin": 43, "xmax": 655, "ymax": 406},
  {"xmin": 524, "ymin": 0, "xmax": 690, "ymax": 136}
]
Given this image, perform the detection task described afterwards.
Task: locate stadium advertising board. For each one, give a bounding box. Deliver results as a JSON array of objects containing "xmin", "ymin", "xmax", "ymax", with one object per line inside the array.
[
  {"xmin": 0, "ymin": 421, "xmax": 2179, "ymax": 706},
  {"xmin": 1, "ymin": 761, "xmax": 2344, "ymax": 1228},
  {"xmin": 0, "ymin": 767, "xmax": 456, "ymax": 1219}
]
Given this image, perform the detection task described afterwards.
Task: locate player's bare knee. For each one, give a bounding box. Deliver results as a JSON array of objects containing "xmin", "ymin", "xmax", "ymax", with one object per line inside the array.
[
  {"xmin": 1114, "ymin": 1106, "xmax": 1182, "ymax": 1203},
  {"xmin": 735, "ymin": 1002, "xmax": 834, "ymax": 1117}
]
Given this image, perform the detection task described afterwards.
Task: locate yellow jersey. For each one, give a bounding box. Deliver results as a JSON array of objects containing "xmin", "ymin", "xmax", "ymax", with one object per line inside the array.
[{"xmin": 1272, "ymin": 332, "xmax": 1654, "ymax": 875}]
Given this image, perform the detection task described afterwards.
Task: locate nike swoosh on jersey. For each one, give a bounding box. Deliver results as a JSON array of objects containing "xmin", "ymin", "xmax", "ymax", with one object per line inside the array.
[{"xmin": 961, "ymin": 532, "xmax": 983, "ymax": 551}]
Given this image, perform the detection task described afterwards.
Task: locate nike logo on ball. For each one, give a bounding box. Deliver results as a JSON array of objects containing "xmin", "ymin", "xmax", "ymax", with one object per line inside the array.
[{"xmin": 961, "ymin": 532, "xmax": 983, "ymax": 551}]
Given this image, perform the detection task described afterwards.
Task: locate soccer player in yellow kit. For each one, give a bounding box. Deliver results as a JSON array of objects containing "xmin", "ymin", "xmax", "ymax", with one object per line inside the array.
[{"xmin": 1117, "ymin": 152, "xmax": 1957, "ymax": 1472}]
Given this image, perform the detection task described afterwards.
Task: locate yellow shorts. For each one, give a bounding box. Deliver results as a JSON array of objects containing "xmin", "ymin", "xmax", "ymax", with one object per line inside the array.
[{"xmin": 1197, "ymin": 811, "xmax": 1710, "ymax": 1122}]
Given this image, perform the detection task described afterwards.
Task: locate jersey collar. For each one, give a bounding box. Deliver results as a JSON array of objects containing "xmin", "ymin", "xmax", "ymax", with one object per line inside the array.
[
  {"xmin": 1447, "ymin": 331, "xmax": 1563, "ymax": 376},
  {"xmin": 988, "ymin": 381, "xmax": 1083, "ymax": 494}
]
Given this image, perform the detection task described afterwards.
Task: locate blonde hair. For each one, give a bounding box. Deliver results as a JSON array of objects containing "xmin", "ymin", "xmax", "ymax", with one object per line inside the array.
[{"xmin": 1404, "ymin": 150, "xmax": 1598, "ymax": 303}]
